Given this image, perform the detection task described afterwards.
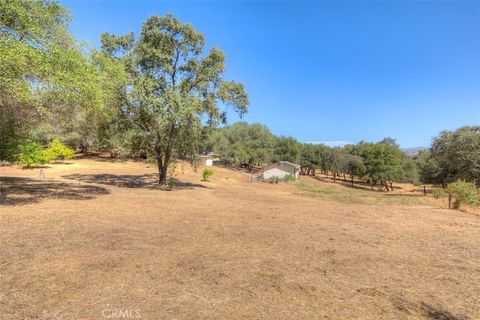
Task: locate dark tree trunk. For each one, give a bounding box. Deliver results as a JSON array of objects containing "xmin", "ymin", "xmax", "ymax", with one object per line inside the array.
[
  {"xmin": 312, "ymin": 168, "xmax": 316, "ymax": 176},
  {"xmin": 158, "ymin": 161, "xmax": 168, "ymax": 185},
  {"xmin": 157, "ymin": 149, "xmax": 172, "ymax": 186},
  {"xmin": 333, "ymin": 172, "xmax": 336, "ymax": 182},
  {"xmin": 351, "ymin": 175, "xmax": 354, "ymax": 186},
  {"xmin": 343, "ymin": 173, "xmax": 346, "ymax": 182},
  {"xmin": 384, "ymin": 181, "xmax": 390, "ymax": 192}
]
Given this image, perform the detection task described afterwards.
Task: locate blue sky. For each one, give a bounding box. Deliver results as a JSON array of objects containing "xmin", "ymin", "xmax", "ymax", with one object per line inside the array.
[{"xmin": 63, "ymin": 1, "xmax": 479, "ymax": 148}]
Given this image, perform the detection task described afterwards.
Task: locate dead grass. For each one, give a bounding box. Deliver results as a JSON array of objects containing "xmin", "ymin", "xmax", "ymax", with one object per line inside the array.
[{"xmin": 1, "ymin": 158, "xmax": 479, "ymax": 319}]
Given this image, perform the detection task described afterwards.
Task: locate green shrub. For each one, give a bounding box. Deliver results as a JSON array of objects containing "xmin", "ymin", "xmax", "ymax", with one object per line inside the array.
[
  {"xmin": 283, "ymin": 174, "xmax": 295, "ymax": 182},
  {"xmin": 431, "ymin": 187, "xmax": 448, "ymax": 199},
  {"xmin": 447, "ymin": 180, "xmax": 480, "ymax": 207},
  {"xmin": 202, "ymin": 168, "xmax": 214, "ymax": 181},
  {"xmin": 17, "ymin": 141, "xmax": 52, "ymax": 167},
  {"xmin": 46, "ymin": 138, "xmax": 74, "ymax": 161},
  {"xmin": 267, "ymin": 176, "xmax": 279, "ymax": 184}
]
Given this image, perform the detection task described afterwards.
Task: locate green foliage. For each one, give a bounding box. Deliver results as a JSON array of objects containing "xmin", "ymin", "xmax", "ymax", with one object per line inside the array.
[
  {"xmin": 202, "ymin": 168, "xmax": 214, "ymax": 181},
  {"xmin": 283, "ymin": 174, "xmax": 295, "ymax": 182},
  {"xmin": 16, "ymin": 138, "xmax": 74, "ymax": 167},
  {"xmin": 89, "ymin": 47, "xmax": 132, "ymax": 153},
  {"xmin": 414, "ymin": 150, "xmax": 440, "ymax": 184},
  {"xmin": 0, "ymin": 108, "xmax": 24, "ymax": 161},
  {"xmin": 105, "ymin": 14, "xmax": 248, "ymax": 185},
  {"xmin": 431, "ymin": 187, "xmax": 448, "ymax": 199},
  {"xmin": 322, "ymin": 147, "xmax": 346, "ymax": 178},
  {"xmin": 345, "ymin": 154, "xmax": 366, "ymax": 182},
  {"xmin": 273, "ymin": 136, "xmax": 301, "ymax": 163},
  {"xmin": 447, "ymin": 180, "xmax": 480, "ymax": 207},
  {"xmin": 0, "ymin": 0, "xmax": 102, "ymax": 157},
  {"xmin": 46, "ymin": 138, "xmax": 74, "ymax": 160},
  {"xmin": 400, "ymin": 154, "xmax": 419, "ymax": 184},
  {"xmin": 300, "ymin": 143, "xmax": 326, "ymax": 175},
  {"xmin": 428, "ymin": 126, "xmax": 480, "ymax": 187},
  {"xmin": 267, "ymin": 176, "xmax": 280, "ymax": 184},
  {"xmin": 212, "ymin": 122, "xmax": 274, "ymax": 167},
  {"xmin": 350, "ymin": 141, "xmax": 404, "ymax": 190},
  {"xmin": 16, "ymin": 141, "xmax": 52, "ymax": 167}
]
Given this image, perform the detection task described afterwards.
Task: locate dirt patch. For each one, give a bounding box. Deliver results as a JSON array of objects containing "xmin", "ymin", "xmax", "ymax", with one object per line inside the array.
[{"xmin": 1, "ymin": 159, "xmax": 479, "ymax": 319}]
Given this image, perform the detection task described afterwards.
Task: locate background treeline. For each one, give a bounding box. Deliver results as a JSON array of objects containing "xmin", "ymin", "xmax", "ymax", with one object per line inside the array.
[
  {"xmin": 1, "ymin": 1, "xmax": 479, "ymax": 192},
  {"xmin": 202, "ymin": 122, "xmax": 480, "ymax": 191}
]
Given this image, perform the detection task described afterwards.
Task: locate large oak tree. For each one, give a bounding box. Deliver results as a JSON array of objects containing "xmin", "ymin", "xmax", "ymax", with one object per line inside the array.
[{"xmin": 114, "ymin": 14, "xmax": 248, "ymax": 184}]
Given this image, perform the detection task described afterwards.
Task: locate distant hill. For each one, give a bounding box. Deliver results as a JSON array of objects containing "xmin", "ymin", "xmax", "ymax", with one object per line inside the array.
[{"xmin": 401, "ymin": 147, "xmax": 427, "ymax": 157}]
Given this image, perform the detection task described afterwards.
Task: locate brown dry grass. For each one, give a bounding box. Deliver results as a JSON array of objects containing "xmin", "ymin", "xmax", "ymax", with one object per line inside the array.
[{"xmin": 1, "ymin": 158, "xmax": 479, "ymax": 319}]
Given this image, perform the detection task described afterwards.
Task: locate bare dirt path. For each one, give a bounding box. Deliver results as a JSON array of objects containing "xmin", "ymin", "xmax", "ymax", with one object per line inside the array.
[{"xmin": 1, "ymin": 159, "xmax": 479, "ymax": 319}]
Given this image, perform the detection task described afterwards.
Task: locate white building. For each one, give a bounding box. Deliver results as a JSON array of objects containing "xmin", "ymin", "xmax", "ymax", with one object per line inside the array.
[
  {"xmin": 199, "ymin": 152, "xmax": 218, "ymax": 167},
  {"xmin": 262, "ymin": 161, "xmax": 301, "ymax": 181}
]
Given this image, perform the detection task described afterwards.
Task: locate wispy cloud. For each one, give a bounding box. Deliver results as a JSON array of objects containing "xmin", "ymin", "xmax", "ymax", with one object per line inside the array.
[{"xmin": 305, "ymin": 140, "xmax": 353, "ymax": 147}]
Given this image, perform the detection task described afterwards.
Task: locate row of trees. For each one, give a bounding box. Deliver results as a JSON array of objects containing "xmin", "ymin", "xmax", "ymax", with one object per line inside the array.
[
  {"xmin": 204, "ymin": 123, "xmax": 479, "ymax": 192},
  {"xmin": 203, "ymin": 123, "xmax": 417, "ymax": 191}
]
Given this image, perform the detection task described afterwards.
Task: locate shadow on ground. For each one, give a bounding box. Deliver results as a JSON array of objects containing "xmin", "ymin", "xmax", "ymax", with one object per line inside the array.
[
  {"xmin": 309, "ymin": 175, "xmax": 425, "ymax": 195},
  {"xmin": 390, "ymin": 295, "xmax": 466, "ymax": 320},
  {"xmin": 421, "ymin": 303, "xmax": 466, "ymax": 320},
  {"xmin": 62, "ymin": 174, "xmax": 207, "ymax": 190},
  {"xmin": 0, "ymin": 176, "xmax": 109, "ymax": 206}
]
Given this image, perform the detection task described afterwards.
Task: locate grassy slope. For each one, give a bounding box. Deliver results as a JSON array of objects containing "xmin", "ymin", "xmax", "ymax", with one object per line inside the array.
[{"xmin": 290, "ymin": 178, "xmax": 440, "ymax": 206}]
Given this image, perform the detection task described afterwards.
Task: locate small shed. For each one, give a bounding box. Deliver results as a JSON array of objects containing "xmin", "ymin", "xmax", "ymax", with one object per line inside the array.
[
  {"xmin": 262, "ymin": 161, "xmax": 301, "ymax": 181},
  {"xmin": 199, "ymin": 152, "xmax": 218, "ymax": 167}
]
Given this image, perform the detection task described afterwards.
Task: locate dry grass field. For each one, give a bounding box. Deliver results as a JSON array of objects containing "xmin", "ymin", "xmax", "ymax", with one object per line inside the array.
[{"xmin": 1, "ymin": 158, "xmax": 479, "ymax": 319}]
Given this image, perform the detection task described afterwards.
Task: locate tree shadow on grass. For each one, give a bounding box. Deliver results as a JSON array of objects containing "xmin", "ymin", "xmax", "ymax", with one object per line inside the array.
[
  {"xmin": 62, "ymin": 174, "xmax": 208, "ymax": 190},
  {"xmin": 20, "ymin": 165, "xmax": 51, "ymax": 169},
  {"xmin": 0, "ymin": 176, "xmax": 109, "ymax": 206},
  {"xmin": 309, "ymin": 175, "xmax": 420, "ymax": 194},
  {"xmin": 420, "ymin": 303, "xmax": 466, "ymax": 320},
  {"xmin": 390, "ymin": 295, "xmax": 466, "ymax": 320}
]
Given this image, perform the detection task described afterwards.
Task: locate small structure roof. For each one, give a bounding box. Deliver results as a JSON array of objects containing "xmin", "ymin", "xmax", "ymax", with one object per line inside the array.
[
  {"xmin": 278, "ymin": 161, "xmax": 301, "ymax": 168},
  {"xmin": 263, "ymin": 161, "xmax": 301, "ymax": 171}
]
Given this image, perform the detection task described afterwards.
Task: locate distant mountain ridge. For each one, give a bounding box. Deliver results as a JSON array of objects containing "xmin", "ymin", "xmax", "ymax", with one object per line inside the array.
[{"xmin": 401, "ymin": 147, "xmax": 427, "ymax": 156}]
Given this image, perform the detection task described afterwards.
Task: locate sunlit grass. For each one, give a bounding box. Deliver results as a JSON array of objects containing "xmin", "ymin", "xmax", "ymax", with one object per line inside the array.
[{"xmin": 291, "ymin": 179, "xmax": 429, "ymax": 206}]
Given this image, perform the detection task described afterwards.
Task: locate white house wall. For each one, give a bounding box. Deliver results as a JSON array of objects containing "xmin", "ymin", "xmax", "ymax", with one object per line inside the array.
[{"xmin": 263, "ymin": 168, "xmax": 291, "ymax": 180}]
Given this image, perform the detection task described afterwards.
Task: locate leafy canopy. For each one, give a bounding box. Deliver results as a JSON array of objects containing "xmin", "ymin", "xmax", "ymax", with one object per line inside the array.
[{"xmin": 111, "ymin": 14, "xmax": 249, "ymax": 184}]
